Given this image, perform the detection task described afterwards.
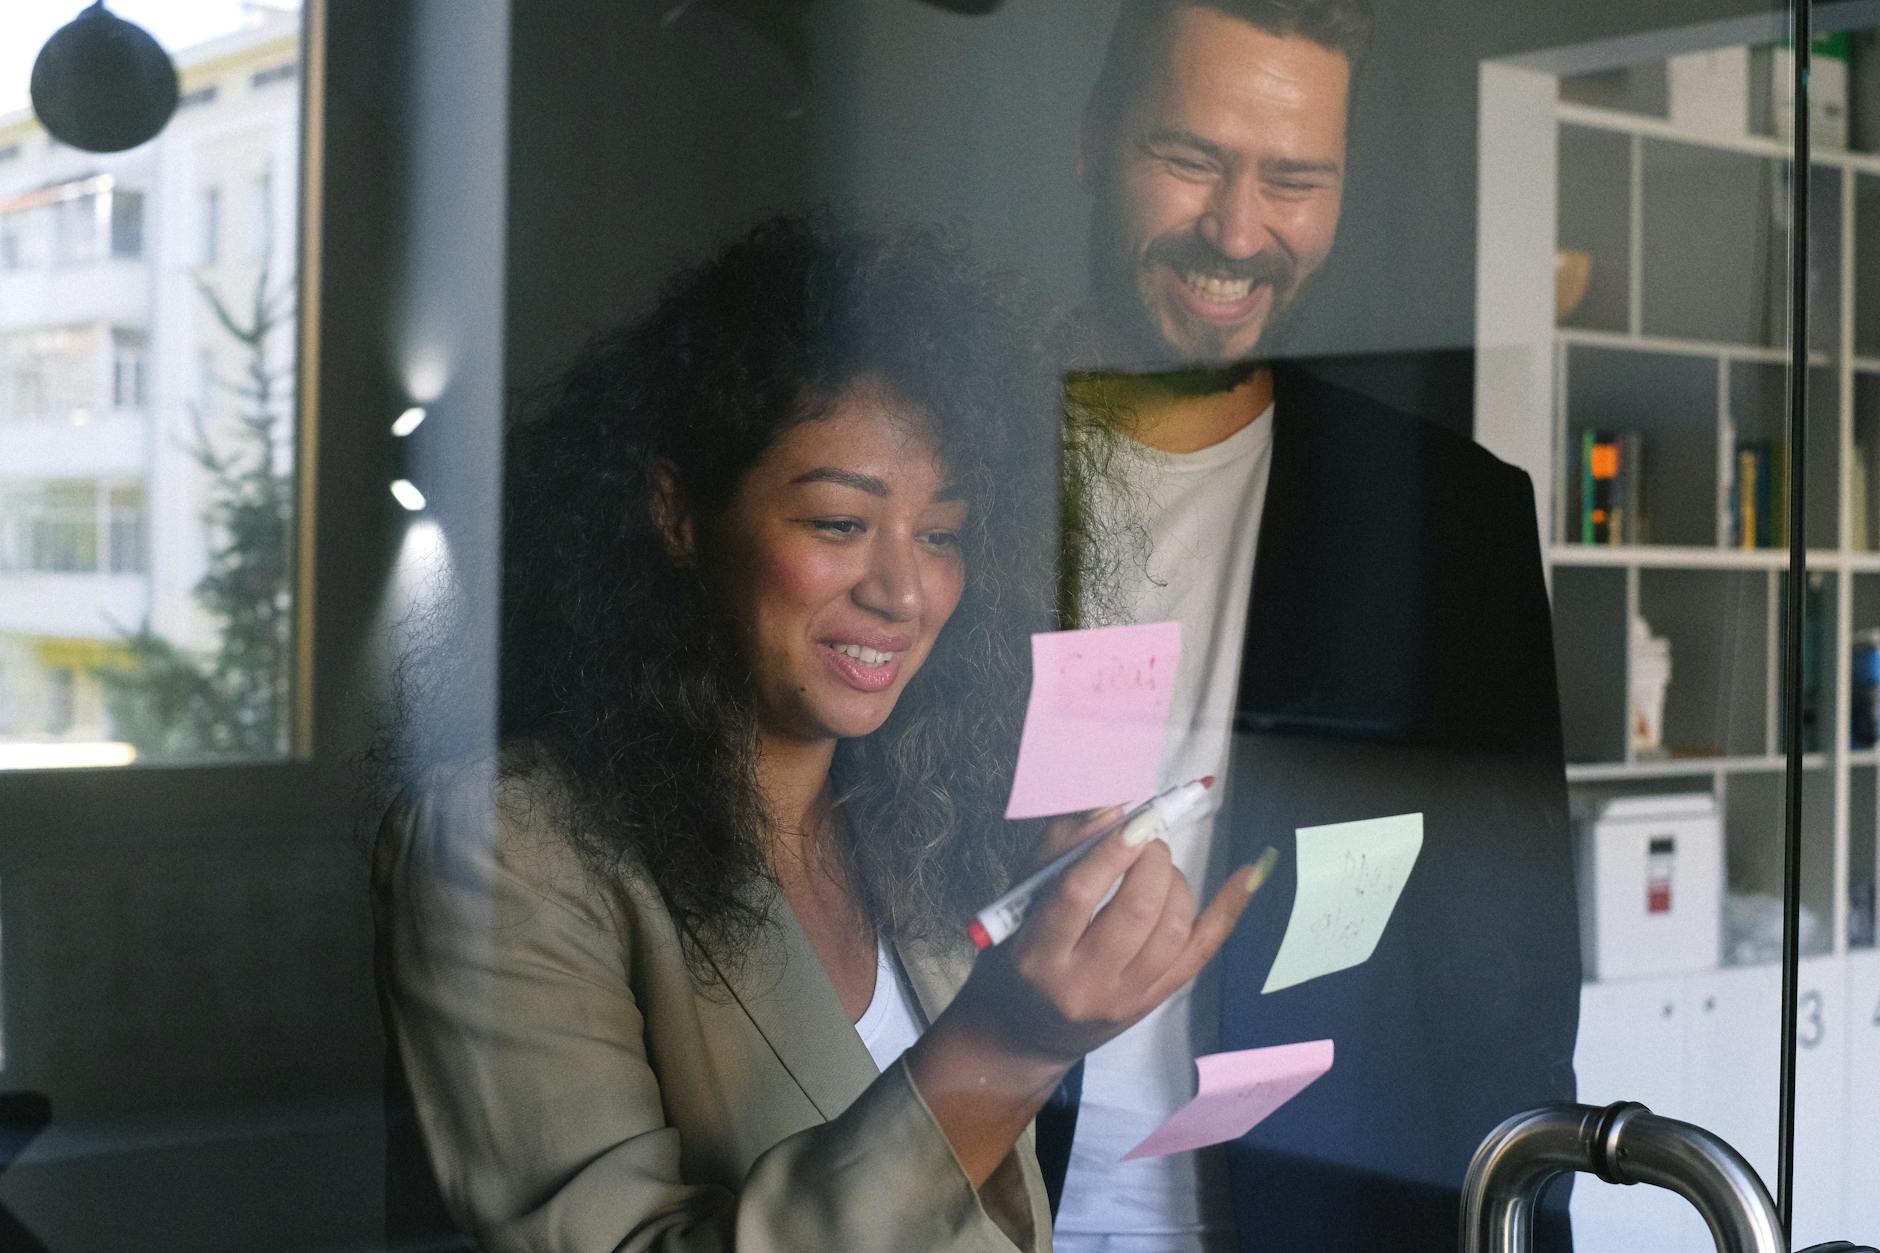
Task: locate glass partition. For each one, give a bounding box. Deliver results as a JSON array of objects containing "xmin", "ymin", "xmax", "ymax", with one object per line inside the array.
[
  {"xmin": 1480, "ymin": 9, "xmax": 1872, "ymax": 1248},
  {"xmin": 14, "ymin": 2, "xmax": 1880, "ymax": 1250}
]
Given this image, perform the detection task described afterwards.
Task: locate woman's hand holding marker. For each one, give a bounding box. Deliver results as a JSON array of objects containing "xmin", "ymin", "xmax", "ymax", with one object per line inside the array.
[
  {"xmin": 968, "ymin": 777, "xmax": 1217, "ymax": 949},
  {"xmin": 951, "ymin": 806, "xmax": 1275, "ymax": 1065},
  {"xmin": 906, "ymin": 788, "xmax": 1279, "ymax": 1185}
]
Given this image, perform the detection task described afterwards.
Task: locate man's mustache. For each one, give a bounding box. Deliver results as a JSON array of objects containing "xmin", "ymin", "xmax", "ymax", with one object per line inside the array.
[{"xmin": 1146, "ymin": 238, "xmax": 1294, "ymax": 290}]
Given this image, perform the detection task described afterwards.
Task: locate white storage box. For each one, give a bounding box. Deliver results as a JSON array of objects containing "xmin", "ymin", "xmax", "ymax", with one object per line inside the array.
[{"xmin": 1576, "ymin": 793, "xmax": 1723, "ymax": 980}]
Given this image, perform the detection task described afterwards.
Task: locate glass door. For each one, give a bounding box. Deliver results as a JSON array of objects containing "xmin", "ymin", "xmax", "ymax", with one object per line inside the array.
[
  {"xmin": 21, "ymin": 1, "xmax": 1871, "ymax": 1249},
  {"xmin": 1480, "ymin": 3, "xmax": 1872, "ymax": 1248}
]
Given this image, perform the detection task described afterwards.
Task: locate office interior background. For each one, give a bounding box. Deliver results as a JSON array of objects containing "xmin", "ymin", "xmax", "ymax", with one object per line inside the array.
[{"xmin": 0, "ymin": 0, "xmax": 1874, "ymax": 1248}]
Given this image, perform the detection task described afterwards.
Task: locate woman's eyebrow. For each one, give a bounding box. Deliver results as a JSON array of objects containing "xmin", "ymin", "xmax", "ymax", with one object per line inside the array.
[{"xmin": 790, "ymin": 467, "xmax": 888, "ymax": 496}]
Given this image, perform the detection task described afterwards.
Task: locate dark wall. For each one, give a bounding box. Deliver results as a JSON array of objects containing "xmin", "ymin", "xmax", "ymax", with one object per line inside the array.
[
  {"xmin": 1309, "ymin": 0, "xmax": 1799, "ymax": 358},
  {"xmin": 504, "ymin": 2, "xmax": 816, "ymax": 394},
  {"xmin": 506, "ymin": 0, "xmax": 1794, "ymax": 407},
  {"xmin": 0, "ymin": 820, "xmax": 384, "ymax": 1251}
]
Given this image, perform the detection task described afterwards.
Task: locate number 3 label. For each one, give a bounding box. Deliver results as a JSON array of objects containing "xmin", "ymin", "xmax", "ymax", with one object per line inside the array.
[{"xmin": 1800, "ymin": 989, "xmax": 1825, "ymax": 1049}]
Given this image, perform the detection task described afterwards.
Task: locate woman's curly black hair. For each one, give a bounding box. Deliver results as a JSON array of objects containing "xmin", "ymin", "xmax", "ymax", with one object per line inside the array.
[{"xmin": 499, "ymin": 213, "xmax": 1059, "ymax": 969}]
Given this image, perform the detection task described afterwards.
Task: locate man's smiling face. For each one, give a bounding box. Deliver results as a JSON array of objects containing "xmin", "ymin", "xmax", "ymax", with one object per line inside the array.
[{"xmin": 1084, "ymin": 7, "xmax": 1349, "ymax": 369}]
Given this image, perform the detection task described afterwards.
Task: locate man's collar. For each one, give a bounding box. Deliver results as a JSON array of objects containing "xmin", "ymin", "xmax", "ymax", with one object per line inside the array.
[{"xmin": 1065, "ymin": 363, "xmax": 1275, "ymax": 456}]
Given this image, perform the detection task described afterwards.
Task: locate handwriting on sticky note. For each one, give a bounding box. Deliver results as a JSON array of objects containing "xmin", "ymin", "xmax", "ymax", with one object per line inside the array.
[
  {"xmin": 1004, "ymin": 622, "xmax": 1181, "ymax": 819},
  {"xmin": 1261, "ymin": 813, "xmax": 1423, "ymax": 994},
  {"xmin": 1123, "ymin": 1040, "xmax": 1334, "ymax": 1160}
]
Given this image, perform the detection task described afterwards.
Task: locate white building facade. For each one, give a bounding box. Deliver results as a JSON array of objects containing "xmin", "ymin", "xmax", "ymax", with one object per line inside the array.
[{"xmin": 0, "ymin": 13, "xmax": 300, "ymax": 754}]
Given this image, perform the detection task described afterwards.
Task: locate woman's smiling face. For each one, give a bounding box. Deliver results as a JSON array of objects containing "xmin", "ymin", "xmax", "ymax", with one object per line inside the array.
[{"xmin": 701, "ymin": 380, "xmax": 969, "ymax": 748}]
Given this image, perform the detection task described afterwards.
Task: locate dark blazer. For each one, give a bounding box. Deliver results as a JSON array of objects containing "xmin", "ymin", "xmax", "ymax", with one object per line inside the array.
[{"xmin": 1213, "ymin": 365, "xmax": 1581, "ymax": 1251}]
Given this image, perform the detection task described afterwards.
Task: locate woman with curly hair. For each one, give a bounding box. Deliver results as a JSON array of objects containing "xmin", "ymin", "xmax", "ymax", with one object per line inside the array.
[{"xmin": 372, "ymin": 215, "xmax": 1259, "ymax": 1252}]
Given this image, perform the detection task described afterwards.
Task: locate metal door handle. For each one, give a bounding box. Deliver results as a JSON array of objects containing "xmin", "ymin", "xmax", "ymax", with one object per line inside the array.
[{"xmin": 1461, "ymin": 1101, "xmax": 1786, "ymax": 1253}]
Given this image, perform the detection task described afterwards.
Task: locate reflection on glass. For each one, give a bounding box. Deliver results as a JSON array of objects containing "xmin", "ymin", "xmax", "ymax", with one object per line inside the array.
[
  {"xmin": 1481, "ymin": 16, "xmax": 1880, "ymax": 1247},
  {"xmin": 0, "ymin": 2, "xmax": 302, "ymax": 767}
]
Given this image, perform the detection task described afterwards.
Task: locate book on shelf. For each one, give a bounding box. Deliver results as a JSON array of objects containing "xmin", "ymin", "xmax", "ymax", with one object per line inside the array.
[
  {"xmin": 1730, "ymin": 438, "xmax": 1789, "ymax": 548},
  {"xmin": 1856, "ymin": 438, "xmax": 1880, "ymax": 552},
  {"xmin": 1578, "ymin": 429, "xmax": 1643, "ymax": 544},
  {"xmin": 1767, "ymin": 34, "xmax": 1851, "ymax": 150},
  {"xmin": 1853, "ymin": 453, "xmax": 1870, "ymax": 553}
]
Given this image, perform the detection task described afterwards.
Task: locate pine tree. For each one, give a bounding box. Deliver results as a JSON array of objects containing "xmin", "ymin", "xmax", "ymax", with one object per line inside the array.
[{"xmin": 99, "ymin": 266, "xmax": 294, "ymax": 758}]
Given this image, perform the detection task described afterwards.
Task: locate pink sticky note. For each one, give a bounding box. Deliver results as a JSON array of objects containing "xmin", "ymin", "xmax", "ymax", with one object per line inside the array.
[
  {"xmin": 1004, "ymin": 622, "xmax": 1182, "ymax": 820},
  {"xmin": 1123, "ymin": 1040, "xmax": 1335, "ymax": 1160}
]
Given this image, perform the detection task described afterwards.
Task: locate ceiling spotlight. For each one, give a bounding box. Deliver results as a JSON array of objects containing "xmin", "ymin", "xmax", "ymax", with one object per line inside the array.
[
  {"xmin": 391, "ymin": 405, "xmax": 426, "ymax": 437},
  {"xmin": 390, "ymin": 478, "xmax": 427, "ymax": 512}
]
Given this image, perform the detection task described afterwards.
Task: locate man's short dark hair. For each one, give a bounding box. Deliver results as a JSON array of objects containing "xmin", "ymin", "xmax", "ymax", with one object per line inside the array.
[{"xmin": 1088, "ymin": 0, "xmax": 1374, "ymax": 138}]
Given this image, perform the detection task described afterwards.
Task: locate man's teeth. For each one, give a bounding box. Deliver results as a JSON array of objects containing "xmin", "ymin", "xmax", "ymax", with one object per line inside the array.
[
  {"xmin": 836, "ymin": 644, "xmax": 895, "ymax": 665},
  {"xmin": 1182, "ymin": 270, "xmax": 1254, "ymax": 302}
]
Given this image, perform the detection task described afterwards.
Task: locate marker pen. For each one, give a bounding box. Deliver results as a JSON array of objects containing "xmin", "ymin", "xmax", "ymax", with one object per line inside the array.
[{"xmin": 968, "ymin": 777, "xmax": 1215, "ymax": 950}]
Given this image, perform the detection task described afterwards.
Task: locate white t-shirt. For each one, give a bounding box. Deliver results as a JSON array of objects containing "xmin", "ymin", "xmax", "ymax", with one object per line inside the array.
[
  {"xmin": 855, "ymin": 940, "xmax": 924, "ymax": 1072},
  {"xmin": 1053, "ymin": 403, "xmax": 1274, "ymax": 1253}
]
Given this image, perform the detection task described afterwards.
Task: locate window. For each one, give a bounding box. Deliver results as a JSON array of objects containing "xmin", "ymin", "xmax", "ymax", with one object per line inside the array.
[
  {"xmin": 111, "ymin": 330, "xmax": 148, "ymax": 409},
  {"xmin": 1, "ymin": 5, "xmax": 304, "ymax": 768},
  {"xmin": 0, "ymin": 328, "xmax": 98, "ymax": 425},
  {"xmin": 0, "ymin": 361, "xmax": 47, "ymax": 424},
  {"xmin": 110, "ymin": 190, "xmax": 144, "ymax": 259},
  {"xmin": 0, "ymin": 481, "xmax": 146, "ymax": 575},
  {"xmin": 201, "ymin": 187, "xmax": 221, "ymax": 265},
  {"xmin": 43, "ymin": 668, "xmax": 74, "ymax": 736},
  {"xmin": 106, "ymin": 485, "xmax": 146, "ymax": 574},
  {"xmin": 251, "ymin": 62, "xmax": 297, "ymax": 89},
  {"xmin": 51, "ymin": 192, "xmax": 100, "ymax": 266},
  {"xmin": 0, "ymin": 204, "xmax": 39, "ymax": 271},
  {"xmin": 20, "ymin": 483, "xmax": 98, "ymax": 573},
  {"xmin": 39, "ymin": 181, "xmax": 141, "ymax": 266},
  {"xmin": 249, "ymin": 167, "xmax": 273, "ymax": 260}
]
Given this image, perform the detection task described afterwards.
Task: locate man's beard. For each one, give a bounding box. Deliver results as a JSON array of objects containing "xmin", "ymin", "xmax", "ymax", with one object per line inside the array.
[{"xmin": 1086, "ymin": 198, "xmax": 1318, "ymax": 385}]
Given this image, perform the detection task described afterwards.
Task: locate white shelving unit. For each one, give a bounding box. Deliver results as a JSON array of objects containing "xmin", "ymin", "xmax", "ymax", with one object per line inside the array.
[
  {"xmin": 1478, "ymin": 33, "xmax": 1880, "ymax": 1250},
  {"xmin": 1502, "ymin": 89, "xmax": 1879, "ymax": 955}
]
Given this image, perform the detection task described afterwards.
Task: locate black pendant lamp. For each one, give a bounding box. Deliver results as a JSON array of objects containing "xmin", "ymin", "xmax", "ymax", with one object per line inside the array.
[{"xmin": 30, "ymin": 2, "xmax": 180, "ymax": 153}]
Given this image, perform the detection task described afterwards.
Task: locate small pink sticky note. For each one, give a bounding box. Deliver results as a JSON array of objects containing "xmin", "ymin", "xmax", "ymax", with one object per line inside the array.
[
  {"xmin": 1123, "ymin": 1039, "xmax": 1335, "ymax": 1160},
  {"xmin": 1004, "ymin": 622, "xmax": 1182, "ymax": 819}
]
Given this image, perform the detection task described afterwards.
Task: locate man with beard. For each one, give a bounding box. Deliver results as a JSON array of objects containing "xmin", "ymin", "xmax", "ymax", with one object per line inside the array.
[{"xmin": 1041, "ymin": 3, "xmax": 1581, "ymax": 1251}]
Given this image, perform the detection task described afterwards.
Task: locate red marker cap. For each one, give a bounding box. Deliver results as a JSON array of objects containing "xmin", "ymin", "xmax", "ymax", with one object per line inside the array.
[{"xmin": 967, "ymin": 919, "xmax": 993, "ymax": 950}]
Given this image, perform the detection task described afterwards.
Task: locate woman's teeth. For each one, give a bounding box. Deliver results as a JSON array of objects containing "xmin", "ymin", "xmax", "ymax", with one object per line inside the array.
[
  {"xmin": 835, "ymin": 643, "xmax": 895, "ymax": 666},
  {"xmin": 1182, "ymin": 270, "xmax": 1254, "ymax": 302}
]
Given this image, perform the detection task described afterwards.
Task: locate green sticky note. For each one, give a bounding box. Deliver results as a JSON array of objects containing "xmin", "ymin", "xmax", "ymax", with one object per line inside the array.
[{"xmin": 1262, "ymin": 813, "xmax": 1424, "ymax": 995}]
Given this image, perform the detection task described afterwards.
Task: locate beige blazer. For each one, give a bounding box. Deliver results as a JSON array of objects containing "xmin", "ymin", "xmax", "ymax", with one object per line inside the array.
[{"xmin": 372, "ymin": 757, "xmax": 1053, "ymax": 1253}]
